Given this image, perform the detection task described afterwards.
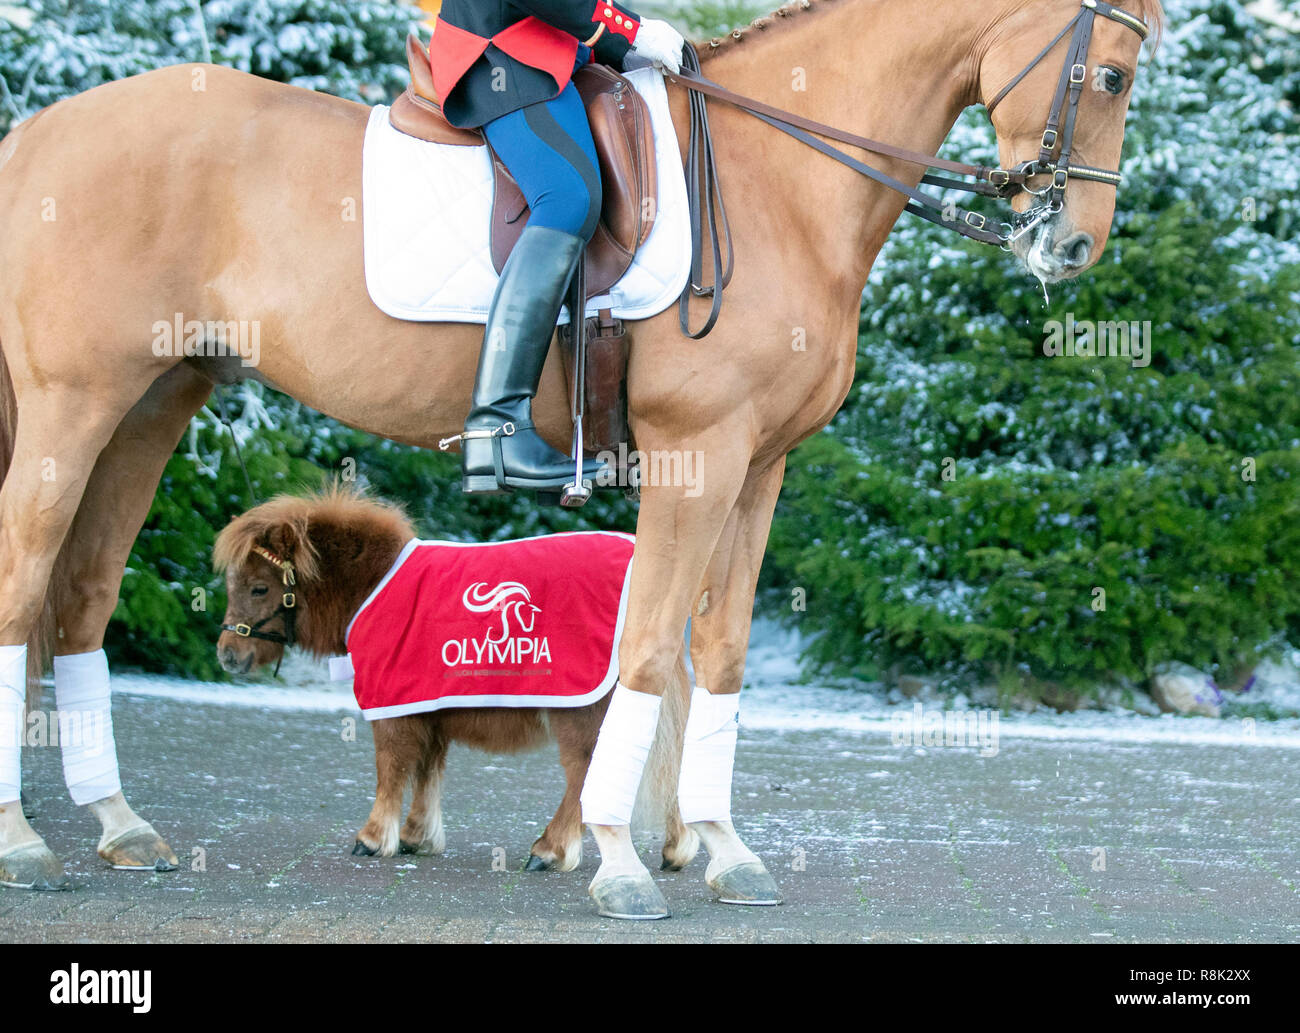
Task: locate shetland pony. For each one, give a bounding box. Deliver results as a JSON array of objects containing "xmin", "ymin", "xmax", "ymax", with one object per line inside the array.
[{"xmin": 213, "ymin": 488, "xmax": 696, "ymax": 872}]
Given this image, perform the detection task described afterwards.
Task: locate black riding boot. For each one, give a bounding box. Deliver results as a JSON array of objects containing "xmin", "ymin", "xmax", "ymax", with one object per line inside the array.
[{"xmin": 459, "ymin": 225, "xmax": 608, "ymax": 494}]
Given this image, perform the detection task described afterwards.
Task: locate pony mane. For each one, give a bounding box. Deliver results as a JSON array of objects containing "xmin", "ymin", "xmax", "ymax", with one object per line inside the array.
[
  {"xmin": 213, "ymin": 483, "xmax": 415, "ymax": 582},
  {"xmin": 697, "ymin": 0, "xmax": 1165, "ymax": 62}
]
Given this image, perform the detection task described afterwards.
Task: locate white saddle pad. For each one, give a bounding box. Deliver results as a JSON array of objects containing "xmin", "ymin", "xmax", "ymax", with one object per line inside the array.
[{"xmin": 362, "ymin": 67, "xmax": 691, "ymax": 325}]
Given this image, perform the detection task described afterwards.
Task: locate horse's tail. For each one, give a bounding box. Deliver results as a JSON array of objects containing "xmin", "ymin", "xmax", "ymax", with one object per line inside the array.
[
  {"xmin": 632, "ymin": 651, "xmax": 700, "ymax": 867},
  {"xmin": 0, "ymin": 222, "xmax": 58, "ymax": 716}
]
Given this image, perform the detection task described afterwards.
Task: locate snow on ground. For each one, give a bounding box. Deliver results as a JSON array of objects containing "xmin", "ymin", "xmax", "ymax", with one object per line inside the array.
[{"xmin": 106, "ymin": 618, "xmax": 1300, "ymax": 751}]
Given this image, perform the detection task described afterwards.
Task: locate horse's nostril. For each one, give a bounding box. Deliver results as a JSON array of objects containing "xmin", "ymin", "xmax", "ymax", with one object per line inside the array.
[{"xmin": 1055, "ymin": 231, "xmax": 1093, "ymax": 269}]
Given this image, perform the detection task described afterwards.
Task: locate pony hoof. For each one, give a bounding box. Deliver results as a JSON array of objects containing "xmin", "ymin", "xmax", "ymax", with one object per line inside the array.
[
  {"xmin": 352, "ymin": 839, "xmax": 378, "ymax": 857},
  {"xmin": 100, "ymin": 825, "xmax": 179, "ymax": 872},
  {"xmin": 0, "ymin": 843, "xmax": 72, "ymax": 891},
  {"xmin": 399, "ymin": 838, "xmax": 442, "ymax": 856},
  {"xmin": 524, "ymin": 853, "xmax": 552, "ymax": 872},
  {"xmin": 707, "ymin": 861, "xmax": 783, "ymax": 906},
  {"xmin": 20, "ymin": 790, "xmax": 36, "ymax": 820},
  {"xmin": 589, "ymin": 873, "xmax": 670, "ymax": 920}
]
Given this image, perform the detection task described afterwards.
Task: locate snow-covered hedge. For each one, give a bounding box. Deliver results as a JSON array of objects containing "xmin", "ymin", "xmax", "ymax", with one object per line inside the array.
[{"xmin": 0, "ymin": 0, "xmax": 417, "ymax": 133}]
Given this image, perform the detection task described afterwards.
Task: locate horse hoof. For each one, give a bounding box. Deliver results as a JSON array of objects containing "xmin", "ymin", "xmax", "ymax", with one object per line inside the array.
[
  {"xmin": 0, "ymin": 843, "xmax": 72, "ymax": 891},
  {"xmin": 707, "ymin": 861, "xmax": 783, "ymax": 906},
  {"xmin": 352, "ymin": 839, "xmax": 378, "ymax": 857},
  {"xmin": 589, "ymin": 872, "xmax": 670, "ymax": 920},
  {"xmin": 524, "ymin": 853, "xmax": 552, "ymax": 872},
  {"xmin": 100, "ymin": 825, "xmax": 179, "ymax": 872},
  {"xmin": 20, "ymin": 790, "xmax": 36, "ymax": 820}
]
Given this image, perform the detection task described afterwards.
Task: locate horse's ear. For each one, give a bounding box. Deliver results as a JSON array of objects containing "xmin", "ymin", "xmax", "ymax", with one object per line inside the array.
[{"xmin": 264, "ymin": 514, "xmax": 319, "ymax": 582}]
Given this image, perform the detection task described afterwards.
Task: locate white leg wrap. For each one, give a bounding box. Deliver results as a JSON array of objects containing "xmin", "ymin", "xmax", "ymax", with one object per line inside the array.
[
  {"xmin": 580, "ymin": 684, "xmax": 661, "ymax": 827},
  {"xmin": 0, "ymin": 644, "xmax": 25, "ymax": 805},
  {"xmin": 53, "ymin": 649, "xmax": 121, "ymax": 807},
  {"xmin": 677, "ymin": 685, "xmax": 739, "ymax": 824}
]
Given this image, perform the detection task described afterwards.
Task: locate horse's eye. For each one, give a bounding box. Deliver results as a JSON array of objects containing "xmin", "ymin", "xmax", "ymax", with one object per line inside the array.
[
  {"xmin": 1098, "ymin": 66, "xmax": 1126, "ymax": 95},
  {"xmin": 251, "ymin": 585, "xmax": 269, "ymax": 598}
]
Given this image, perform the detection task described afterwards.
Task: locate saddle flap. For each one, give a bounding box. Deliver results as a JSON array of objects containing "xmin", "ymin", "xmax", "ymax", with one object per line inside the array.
[{"xmin": 572, "ymin": 64, "xmax": 658, "ymax": 251}]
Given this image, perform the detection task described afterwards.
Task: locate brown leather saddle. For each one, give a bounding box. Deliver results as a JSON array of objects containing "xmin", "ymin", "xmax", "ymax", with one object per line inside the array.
[{"xmin": 389, "ymin": 34, "xmax": 659, "ymax": 456}]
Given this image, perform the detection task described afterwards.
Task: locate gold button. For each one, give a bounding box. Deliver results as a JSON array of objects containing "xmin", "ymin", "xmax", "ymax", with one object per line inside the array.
[
  {"xmin": 604, "ymin": 7, "xmax": 612, "ymax": 15},
  {"xmin": 615, "ymin": 15, "xmax": 623, "ymax": 25}
]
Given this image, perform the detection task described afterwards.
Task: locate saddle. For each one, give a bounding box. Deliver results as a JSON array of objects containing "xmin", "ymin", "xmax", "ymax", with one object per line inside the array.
[{"xmin": 390, "ymin": 34, "xmax": 659, "ymax": 455}]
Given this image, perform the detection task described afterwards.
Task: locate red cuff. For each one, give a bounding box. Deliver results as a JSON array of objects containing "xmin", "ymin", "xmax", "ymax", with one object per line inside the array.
[{"xmin": 591, "ymin": 4, "xmax": 639, "ymax": 44}]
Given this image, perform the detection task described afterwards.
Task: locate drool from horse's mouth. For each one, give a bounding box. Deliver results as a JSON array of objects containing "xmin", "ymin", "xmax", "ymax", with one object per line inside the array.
[{"xmin": 1013, "ymin": 218, "xmax": 1082, "ymax": 301}]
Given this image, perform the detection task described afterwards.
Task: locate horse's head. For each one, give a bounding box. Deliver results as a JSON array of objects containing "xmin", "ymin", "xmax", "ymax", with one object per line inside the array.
[
  {"xmin": 979, "ymin": 0, "xmax": 1160, "ymax": 282},
  {"xmin": 213, "ymin": 499, "xmax": 320, "ymax": 676}
]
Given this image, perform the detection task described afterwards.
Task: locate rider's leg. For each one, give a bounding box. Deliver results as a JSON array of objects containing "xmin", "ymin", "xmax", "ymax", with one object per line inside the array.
[{"xmin": 461, "ymin": 82, "xmax": 608, "ymax": 493}]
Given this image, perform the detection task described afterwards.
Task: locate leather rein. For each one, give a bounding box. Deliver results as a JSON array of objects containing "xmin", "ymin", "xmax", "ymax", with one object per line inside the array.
[
  {"xmin": 220, "ymin": 545, "xmax": 299, "ymax": 674},
  {"xmin": 666, "ymin": 0, "xmax": 1150, "ymax": 337}
]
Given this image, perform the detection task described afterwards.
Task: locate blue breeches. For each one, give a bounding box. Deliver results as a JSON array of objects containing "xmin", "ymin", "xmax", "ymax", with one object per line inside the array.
[{"xmin": 482, "ymin": 80, "xmax": 603, "ymax": 242}]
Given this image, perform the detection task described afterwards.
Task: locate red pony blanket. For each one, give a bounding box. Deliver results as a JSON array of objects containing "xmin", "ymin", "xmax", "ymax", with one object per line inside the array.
[{"xmin": 342, "ymin": 532, "xmax": 634, "ymax": 720}]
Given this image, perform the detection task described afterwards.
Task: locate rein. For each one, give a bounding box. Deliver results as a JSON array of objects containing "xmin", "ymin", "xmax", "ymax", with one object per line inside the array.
[
  {"xmin": 220, "ymin": 544, "xmax": 298, "ymax": 675},
  {"xmin": 666, "ymin": 0, "xmax": 1150, "ymax": 333}
]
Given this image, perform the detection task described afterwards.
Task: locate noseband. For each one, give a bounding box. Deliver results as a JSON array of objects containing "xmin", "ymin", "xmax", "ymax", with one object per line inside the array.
[
  {"xmin": 985, "ymin": 0, "xmax": 1151, "ymax": 244},
  {"xmin": 665, "ymin": 0, "xmax": 1150, "ymax": 333},
  {"xmin": 220, "ymin": 544, "xmax": 298, "ymax": 674}
]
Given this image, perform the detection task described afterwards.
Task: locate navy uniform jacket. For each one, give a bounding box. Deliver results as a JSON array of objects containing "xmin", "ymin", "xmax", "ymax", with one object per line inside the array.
[{"xmin": 430, "ymin": 1, "xmax": 644, "ymax": 128}]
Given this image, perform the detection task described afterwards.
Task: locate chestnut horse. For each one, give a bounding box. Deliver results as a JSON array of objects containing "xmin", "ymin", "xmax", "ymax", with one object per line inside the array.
[
  {"xmin": 0, "ymin": 0, "xmax": 1160, "ymax": 898},
  {"xmin": 212, "ymin": 487, "xmax": 694, "ymax": 871}
]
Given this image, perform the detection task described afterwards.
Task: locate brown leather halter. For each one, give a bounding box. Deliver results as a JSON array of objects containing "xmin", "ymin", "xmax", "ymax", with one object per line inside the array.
[
  {"xmin": 665, "ymin": 0, "xmax": 1150, "ymax": 335},
  {"xmin": 220, "ymin": 545, "xmax": 298, "ymax": 673}
]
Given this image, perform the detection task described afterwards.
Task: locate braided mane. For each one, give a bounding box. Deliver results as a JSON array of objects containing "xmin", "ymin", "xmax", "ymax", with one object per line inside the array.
[{"xmin": 696, "ymin": 0, "xmax": 1165, "ymax": 62}]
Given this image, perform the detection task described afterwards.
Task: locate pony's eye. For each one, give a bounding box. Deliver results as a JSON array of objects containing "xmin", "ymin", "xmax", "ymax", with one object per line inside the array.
[
  {"xmin": 1099, "ymin": 66, "xmax": 1126, "ymax": 95},
  {"xmin": 251, "ymin": 585, "xmax": 269, "ymax": 597}
]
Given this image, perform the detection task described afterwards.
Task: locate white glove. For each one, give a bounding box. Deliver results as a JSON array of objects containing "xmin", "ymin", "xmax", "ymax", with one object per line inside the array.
[{"xmin": 632, "ymin": 18, "xmax": 684, "ymax": 75}]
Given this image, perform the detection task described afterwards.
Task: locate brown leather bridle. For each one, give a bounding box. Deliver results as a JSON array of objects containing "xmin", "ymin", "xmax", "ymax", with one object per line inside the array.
[{"xmin": 664, "ymin": 0, "xmax": 1150, "ymax": 336}]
